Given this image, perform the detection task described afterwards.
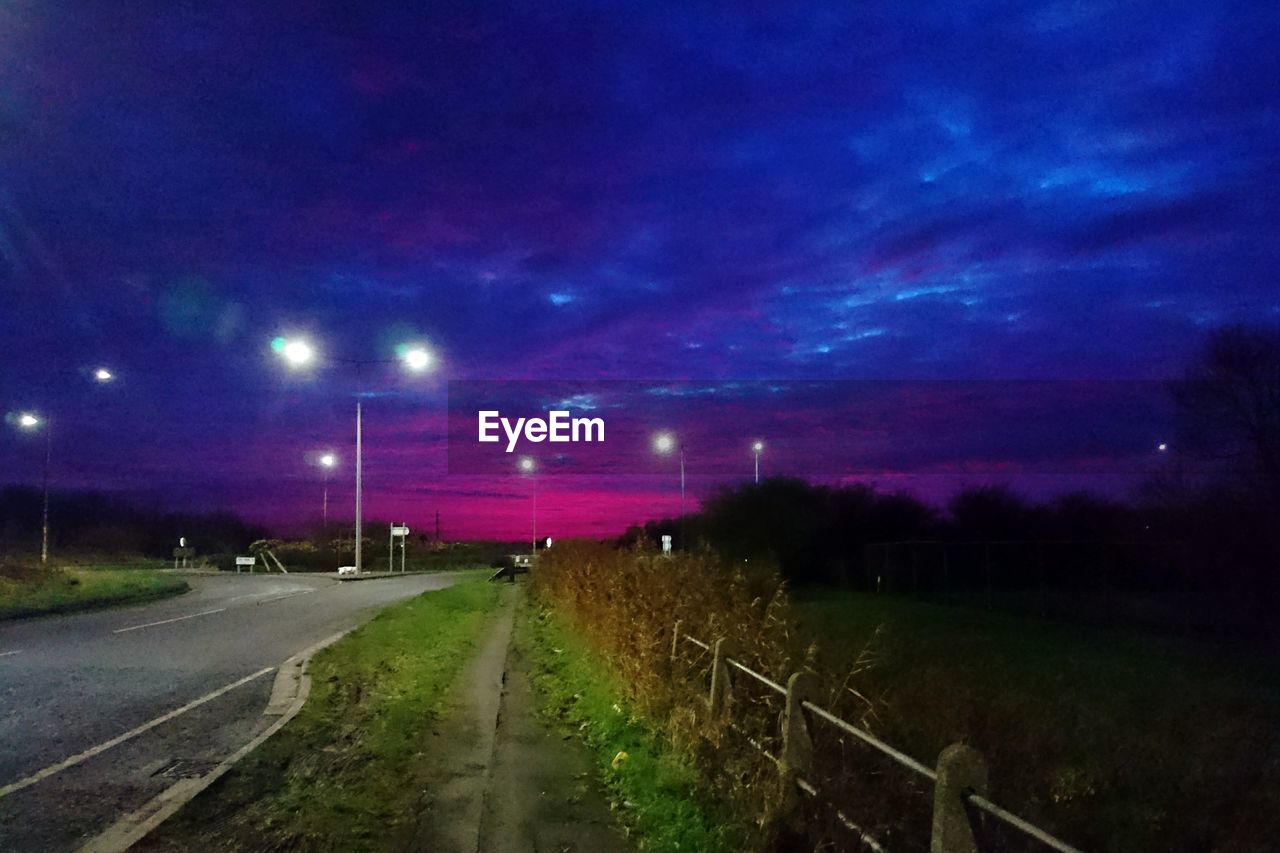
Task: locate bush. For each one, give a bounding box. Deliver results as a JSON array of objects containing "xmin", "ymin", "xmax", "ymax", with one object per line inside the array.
[
  {"xmin": 0, "ymin": 556, "xmax": 66, "ymax": 584},
  {"xmin": 531, "ymin": 541, "xmax": 826, "ymax": 848}
]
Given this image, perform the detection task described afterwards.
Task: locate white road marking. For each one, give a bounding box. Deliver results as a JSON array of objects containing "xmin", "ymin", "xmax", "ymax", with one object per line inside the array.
[
  {"xmin": 0, "ymin": 666, "xmax": 274, "ymax": 799},
  {"xmin": 0, "ymin": 650, "xmax": 20, "ymax": 658},
  {"xmin": 80, "ymin": 634, "xmax": 349, "ymax": 853},
  {"xmin": 256, "ymin": 589, "xmax": 315, "ymax": 605},
  {"xmin": 112, "ymin": 608, "xmax": 226, "ymax": 634},
  {"xmin": 224, "ymin": 589, "xmax": 300, "ymax": 604}
]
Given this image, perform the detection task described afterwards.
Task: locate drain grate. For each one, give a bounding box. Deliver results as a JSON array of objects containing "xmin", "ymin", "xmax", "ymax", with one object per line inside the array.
[{"xmin": 152, "ymin": 758, "xmax": 220, "ymax": 779}]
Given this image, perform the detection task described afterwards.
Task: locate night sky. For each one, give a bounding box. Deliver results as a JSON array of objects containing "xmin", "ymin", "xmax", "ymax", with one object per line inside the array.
[{"xmin": 2, "ymin": 2, "xmax": 1278, "ymax": 539}]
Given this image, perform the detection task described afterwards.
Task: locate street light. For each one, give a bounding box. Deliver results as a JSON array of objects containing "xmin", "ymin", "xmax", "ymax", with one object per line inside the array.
[
  {"xmin": 274, "ymin": 337, "xmax": 438, "ymax": 573},
  {"xmin": 400, "ymin": 345, "xmax": 433, "ymax": 372},
  {"xmin": 653, "ymin": 432, "xmax": 675, "ymax": 455},
  {"xmin": 752, "ymin": 440, "xmax": 764, "ymax": 484},
  {"xmin": 14, "ymin": 412, "xmax": 50, "ymax": 564},
  {"xmin": 272, "ymin": 336, "xmax": 315, "ymax": 367},
  {"xmin": 8, "ymin": 370, "xmax": 116, "ymax": 565},
  {"xmin": 519, "ymin": 456, "xmax": 537, "ymax": 559},
  {"xmin": 653, "ymin": 431, "xmax": 684, "ymax": 546},
  {"xmin": 317, "ymin": 452, "xmax": 337, "ymax": 526}
]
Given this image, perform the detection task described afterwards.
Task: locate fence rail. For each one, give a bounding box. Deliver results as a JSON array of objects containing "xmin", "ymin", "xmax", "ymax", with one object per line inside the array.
[{"xmin": 672, "ymin": 620, "xmax": 1084, "ymax": 853}]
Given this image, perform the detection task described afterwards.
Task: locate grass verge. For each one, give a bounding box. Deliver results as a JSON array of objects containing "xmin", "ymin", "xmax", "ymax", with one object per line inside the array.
[
  {"xmin": 140, "ymin": 579, "xmax": 501, "ymax": 852},
  {"xmin": 0, "ymin": 567, "xmax": 189, "ymax": 620},
  {"xmin": 794, "ymin": 588, "xmax": 1280, "ymax": 853},
  {"xmin": 517, "ymin": 595, "xmax": 747, "ymax": 853}
]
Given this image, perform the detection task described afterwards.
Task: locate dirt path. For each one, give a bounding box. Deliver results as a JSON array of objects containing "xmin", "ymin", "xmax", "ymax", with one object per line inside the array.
[{"xmin": 407, "ymin": 585, "xmax": 631, "ymax": 852}]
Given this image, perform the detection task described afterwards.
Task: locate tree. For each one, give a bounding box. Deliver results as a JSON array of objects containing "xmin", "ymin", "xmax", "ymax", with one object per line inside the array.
[
  {"xmin": 947, "ymin": 485, "xmax": 1038, "ymax": 539},
  {"xmin": 1173, "ymin": 325, "xmax": 1280, "ymax": 502}
]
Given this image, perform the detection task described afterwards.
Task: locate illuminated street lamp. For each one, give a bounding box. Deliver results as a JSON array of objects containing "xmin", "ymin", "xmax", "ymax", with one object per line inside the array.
[
  {"xmin": 7, "ymin": 371, "xmax": 116, "ymax": 564},
  {"xmin": 653, "ymin": 432, "xmax": 675, "ymax": 455},
  {"xmin": 317, "ymin": 452, "xmax": 337, "ymax": 525},
  {"xmin": 13, "ymin": 412, "xmax": 51, "ymax": 564},
  {"xmin": 400, "ymin": 345, "xmax": 433, "ymax": 372},
  {"xmin": 653, "ymin": 431, "xmax": 685, "ymax": 545},
  {"xmin": 271, "ymin": 336, "xmax": 315, "ymax": 367},
  {"xmin": 519, "ymin": 456, "xmax": 537, "ymax": 559},
  {"xmin": 274, "ymin": 337, "xmax": 437, "ymax": 573},
  {"xmin": 752, "ymin": 440, "xmax": 764, "ymax": 484}
]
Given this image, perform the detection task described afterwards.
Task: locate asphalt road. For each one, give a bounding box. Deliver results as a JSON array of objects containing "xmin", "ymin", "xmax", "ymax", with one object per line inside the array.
[{"xmin": 0, "ymin": 571, "xmax": 464, "ymax": 852}]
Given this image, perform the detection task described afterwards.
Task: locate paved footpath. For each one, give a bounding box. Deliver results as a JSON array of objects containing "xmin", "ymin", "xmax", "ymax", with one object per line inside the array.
[{"xmin": 407, "ymin": 585, "xmax": 632, "ymax": 852}]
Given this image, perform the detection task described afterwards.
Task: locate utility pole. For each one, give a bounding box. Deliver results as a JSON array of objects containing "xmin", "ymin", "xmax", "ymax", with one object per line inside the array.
[
  {"xmin": 41, "ymin": 426, "xmax": 50, "ymax": 564},
  {"xmin": 355, "ymin": 400, "xmax": 363, "ymax": 573},
  {"xmin": 679, "ymin": 444, "xmax": 685, "ymax": 549}
]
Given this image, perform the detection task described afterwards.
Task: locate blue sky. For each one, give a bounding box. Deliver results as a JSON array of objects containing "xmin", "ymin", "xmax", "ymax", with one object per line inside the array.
[{"xmin": 1, "ymin": 1, "xmax": 1276, "ymax": 536}]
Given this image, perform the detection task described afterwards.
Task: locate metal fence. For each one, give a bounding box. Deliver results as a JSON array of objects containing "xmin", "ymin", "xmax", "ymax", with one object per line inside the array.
[{"xmin": 672, "ymin": 620, "xmax": 1085, "ymax": 853}]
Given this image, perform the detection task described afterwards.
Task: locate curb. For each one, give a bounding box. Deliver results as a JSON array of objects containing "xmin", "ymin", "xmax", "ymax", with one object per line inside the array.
[
  {"xmin": 78, "ymin": 630, "xmax": 351, "ymax": 853},
  {"xmin": 335, "ymin": 570, "xmax": 440, "ymax": 582}
]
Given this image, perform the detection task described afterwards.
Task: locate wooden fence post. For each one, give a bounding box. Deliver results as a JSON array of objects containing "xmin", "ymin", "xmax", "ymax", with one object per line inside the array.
[
  {"xmin": 930, "ymin": 743, "xmax": 988, "ymax": 853},
  {"xmin": 671, "ymin": 619, "xmax": 682, "ymax": 663},
  {"xmin": 778, "ymin": 671, "xmax": 818, "ymax": 828},
  {"xmin": 708, "ymin": 638, "xmax": 733, "ymax": 720}
]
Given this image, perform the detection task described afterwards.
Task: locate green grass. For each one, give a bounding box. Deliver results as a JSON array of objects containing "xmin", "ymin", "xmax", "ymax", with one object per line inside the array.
[
  {"xmin": 0, "ymin": 568, "xmax": 189, "ymax": 620},
  {"xmin": 143, "ymin": 579, "xmax": 502, "ymax": 852},
  {"xmin": 518, "ymin": 598, "xmax": 747, "ymax": 853},
  {"xmin": 794, "ymin": 588, "xmax": 1280, "ymax": 853}
]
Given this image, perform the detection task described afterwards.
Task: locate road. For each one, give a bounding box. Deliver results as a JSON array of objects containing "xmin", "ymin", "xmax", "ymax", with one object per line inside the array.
[{"xmin": 0, "ymin": 571, "xmax": 463, "ymax": 852}]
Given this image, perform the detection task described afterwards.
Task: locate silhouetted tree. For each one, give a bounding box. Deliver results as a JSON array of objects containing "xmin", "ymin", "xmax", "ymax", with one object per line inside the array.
[
  {"xmin": 947, "ymin": 485, "xmax": 1039, "ymax": 539},
  {"xmin": 1043, "ymin": 492, "xmax": 1134, "ymax": 540},
  {"xmin": 1173, "ymin": 324, "xmax": 1280, "ymax": 502}
]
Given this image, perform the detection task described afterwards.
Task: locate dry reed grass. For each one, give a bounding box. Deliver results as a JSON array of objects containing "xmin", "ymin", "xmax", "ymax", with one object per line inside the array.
[{"xmin": 531, "ymin": 540, "xmax": 921, "ymax": 851}]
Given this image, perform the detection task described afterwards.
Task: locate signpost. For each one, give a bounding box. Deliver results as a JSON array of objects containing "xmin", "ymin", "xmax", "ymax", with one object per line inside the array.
[
  {"xmin": 390, "ymin": 524, "xmax": 409, "ymax": 573},
  {"xmin": 172, "ymin": 537, "xmax": 196, "ymax": 569},
  {"xmin": 236, "ymin": 556, "xmax": 256, "ymax": 573}
]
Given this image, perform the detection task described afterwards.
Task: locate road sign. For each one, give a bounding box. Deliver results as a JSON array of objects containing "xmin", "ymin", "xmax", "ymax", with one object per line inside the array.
[
  {"xmin": 235, "ymin": 557, "xmax": 256, "ymax": 566},
  {"xmin": 391, "ymin": 526, "xmax": 409, "ymax": 536},
  {"xmin": 661, "ymin": 534, "xmax": 672, "ymax": 554}
]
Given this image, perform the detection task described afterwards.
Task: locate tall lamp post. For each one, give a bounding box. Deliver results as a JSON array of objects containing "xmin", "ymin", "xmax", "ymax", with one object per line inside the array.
[
  {"xmin": 8, "ymin": 368, "xmax": 113, "ymax": 564},
  {"xmin": 14, "ymin": 413, "xmax": 50, "ymax": 563},
  {"xmin": 752, "ymin": 440, "xmax": 764, "ymax": 484},
  {"xmin": 653, "ymin": 431, "xmax": 684, "ymax": 546},
  {"xmin": 317, "ymin": 452, "xmax": 337, "ymax": 525},
  {"xmin": 519, "ymin": 456, "xmax": 537, "ymax": 559},
  {"xmin": 276, "ymin": 337, "xmax": 435, "ymax": 574}
]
